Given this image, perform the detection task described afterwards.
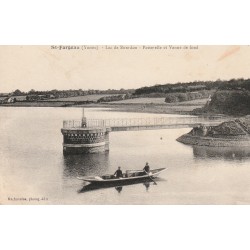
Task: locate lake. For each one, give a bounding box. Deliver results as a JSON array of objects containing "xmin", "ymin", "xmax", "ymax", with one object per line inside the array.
[{"xmin": 1, "ymin": 107, "xmax": 250, "ymax": 204}]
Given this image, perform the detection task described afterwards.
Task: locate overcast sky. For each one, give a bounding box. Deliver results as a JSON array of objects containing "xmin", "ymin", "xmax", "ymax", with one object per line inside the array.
[{"xmin": 0, "ymin": 45, "xmax": 250, "ymax": 93}]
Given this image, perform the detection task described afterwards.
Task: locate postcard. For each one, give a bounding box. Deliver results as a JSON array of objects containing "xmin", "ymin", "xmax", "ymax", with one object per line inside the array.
[{"xmin": 1, "ymin": 45, "xmax": 250, "ymax": 204}]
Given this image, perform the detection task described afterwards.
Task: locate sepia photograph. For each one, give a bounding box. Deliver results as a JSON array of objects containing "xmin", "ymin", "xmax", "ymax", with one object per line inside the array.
[
  {"xmin": 1, "ymin": 45, "xmax": 250, "ymax": 205},
  {"xmin": 2, "ymin": 1, "xmax": 250, "ymax": 250}
]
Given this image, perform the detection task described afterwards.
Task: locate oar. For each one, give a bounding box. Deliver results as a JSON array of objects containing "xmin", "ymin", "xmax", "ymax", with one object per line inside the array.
[{"xmin": 144, "ymin": 170, "xmax": 157, "ymax": 185}]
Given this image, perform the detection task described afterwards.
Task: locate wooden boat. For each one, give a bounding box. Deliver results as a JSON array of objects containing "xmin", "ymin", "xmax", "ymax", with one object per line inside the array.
[{"xmin": 77, "ymin": 168, "xmax": 166, "ymax": 185}]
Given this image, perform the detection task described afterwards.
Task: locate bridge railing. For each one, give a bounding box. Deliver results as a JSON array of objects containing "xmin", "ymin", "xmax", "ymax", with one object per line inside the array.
[
  {"xmin": 63, "ymin": 116, "xmax": 226, "ymax": 129},
  {"xmin": 63, "ymin": 119, "xmax": 105, "ymax": 128},
  {"xmin": 63, "ymin": 120, "xmax": 82, "ymax": 128}
]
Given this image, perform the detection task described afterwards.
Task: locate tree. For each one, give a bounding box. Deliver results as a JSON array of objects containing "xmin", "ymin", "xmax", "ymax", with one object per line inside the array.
[
  {"xmin": 12, "ymin": 89, "xmax": 23, "ymax": 96},
  {"xmin": 28, "ymin": 89, "xmax": 36, "ymax": 94}
]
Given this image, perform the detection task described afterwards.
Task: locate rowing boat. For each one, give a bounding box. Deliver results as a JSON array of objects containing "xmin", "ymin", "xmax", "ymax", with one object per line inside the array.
[{"xmin": 77, "ymin": 168, "xmax": 166, "ymax": 185}]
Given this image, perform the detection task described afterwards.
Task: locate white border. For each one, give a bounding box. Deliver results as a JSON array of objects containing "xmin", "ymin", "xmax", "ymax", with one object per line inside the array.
[
  {"xmin": 1, "ymin": 1, "xmax": 250, "ymax": 250},
  {"xmin": 1, "ymin": 206, "xmax": 250, "ymax": 250},
  {"xmin": 0, "ymin": 0, "xmax": 249, "ymax": 45}
]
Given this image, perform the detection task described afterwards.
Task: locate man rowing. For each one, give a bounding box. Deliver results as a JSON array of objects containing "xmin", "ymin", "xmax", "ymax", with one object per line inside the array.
[
  {"xmin": 114, "ymin": 166, "xmax": 123, "ymax": 178},
  {"xmin": 143, "ymin": 162, "xmax": 150, "ymax": 173}
]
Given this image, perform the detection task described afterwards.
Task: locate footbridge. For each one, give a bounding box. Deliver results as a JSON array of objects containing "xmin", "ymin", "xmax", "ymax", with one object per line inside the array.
[
  {"xmin": 61, "ymin": 115, "xmax": 227, "ymax": 154},
  {"xmin": 63, "ymin": 116, "xmax": 226, "ymax": 132}
]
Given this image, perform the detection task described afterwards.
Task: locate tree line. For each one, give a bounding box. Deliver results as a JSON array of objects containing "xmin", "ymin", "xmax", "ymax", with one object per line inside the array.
[
  {"xmin": 134, "ymin": 78, "xmax": 250, "ymax": 95},
  {"xmin": 5, "ymin": 78, "xmax": 250, "ymax": 103},
  {"xmin": 193, "ymin": 89, "xmax": 250, "ymax": 116},
  {"xmin": 164, "ymin": 90, "xmax": 214, "ymax": 103},
  {"xmin": 7, "ymin": 88, "xmax": 134, "ymax": 98}
]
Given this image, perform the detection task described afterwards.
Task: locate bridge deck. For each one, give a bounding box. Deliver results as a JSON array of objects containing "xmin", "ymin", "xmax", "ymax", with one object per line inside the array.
[{"xmin": 63, "ymin": 116, "xmax": 226, "ymax": 131}]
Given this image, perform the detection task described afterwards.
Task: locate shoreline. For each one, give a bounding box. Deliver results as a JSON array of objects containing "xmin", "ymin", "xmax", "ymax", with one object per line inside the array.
[
  {"xmin": 177, "ymin": 134, "xmax": 250, "ymax": 147},
  {"xmin": 0, "ymin": 102, "xmax": 200, "ymax": 115},
  {"xmin": 177, "ymin": 117, "xmax": 250, "ymax": 147},
  {"xmin": 0, "ymin": 101, "xmax": 205, "ymax": 115}
]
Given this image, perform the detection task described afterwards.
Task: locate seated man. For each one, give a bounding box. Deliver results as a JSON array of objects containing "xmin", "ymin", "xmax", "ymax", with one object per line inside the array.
[
  {"xmin": 114, "ymin": 166, "xmax": 123, "ymax": 178},
  {"xmin": 143, "ymin": 162, "xmax": 150, "ymax": 173}
]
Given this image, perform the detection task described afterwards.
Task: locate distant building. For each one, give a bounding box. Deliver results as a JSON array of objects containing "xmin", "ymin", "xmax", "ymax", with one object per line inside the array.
[
  {"xmin": 12, "ymin": 95, "xmax": 27, "ymax": 101},
  {"xmin": 46, "ymin": 94, "xmax": 55, "ymax": 99},
  {"xmin": 38, "ymin": 95, "xmax": 47, "ymax": 100},
  {"xmin": 0, "ymin": 97, "xmax": 16, "ymax": 104},
  {"xmin": 7, "ymin": 97, "xmax": 16, "ymax": 103}
]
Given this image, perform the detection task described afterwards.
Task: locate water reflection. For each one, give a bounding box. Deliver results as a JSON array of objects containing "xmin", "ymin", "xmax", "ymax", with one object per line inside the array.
[
  {"xmin": 143, "ymin": 182, "xmax": 151, "ymax": 191},
  {"xmin": 78, "ymin": 179, "xmax": 157, "ymax": 194},
  {"xmin": 63, "ymin": 152, "xmax": 110, "ymax": 178},
  {"xmin": 193, "ymin": 146, "xmax": 250, "ymax": 161},
  {"xmin": 115, "ymin": 186, "xmax": 123, "ymax": 193}
]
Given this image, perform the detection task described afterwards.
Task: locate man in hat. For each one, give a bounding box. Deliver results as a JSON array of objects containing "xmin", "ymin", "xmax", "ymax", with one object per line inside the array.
[{"xmin": 114, "ymin": 166, "xmax": 123, "ymax": 178}]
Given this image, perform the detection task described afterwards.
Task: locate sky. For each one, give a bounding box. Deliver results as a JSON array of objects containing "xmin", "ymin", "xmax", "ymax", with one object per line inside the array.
[{"xmin": 0, "ymin": 45, "xmax": 250, "ymax": 93}]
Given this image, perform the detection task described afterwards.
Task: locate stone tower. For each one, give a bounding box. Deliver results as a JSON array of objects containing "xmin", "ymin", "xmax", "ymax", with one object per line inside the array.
[{"xmin": 61, "ymin": 109, "xmax": 110, "ymax": 155}]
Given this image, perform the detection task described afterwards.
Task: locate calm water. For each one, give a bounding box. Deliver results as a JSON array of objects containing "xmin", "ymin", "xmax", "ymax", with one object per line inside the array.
[{"xmin": 1, "ymin": 107, "xmax": 250, "ymax": 204}]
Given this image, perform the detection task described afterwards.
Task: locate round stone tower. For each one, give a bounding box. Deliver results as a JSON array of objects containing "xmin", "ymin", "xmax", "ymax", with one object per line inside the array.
[{"xmin": 61, "ymin": 109, "xmax": 110, "ymax": 155}]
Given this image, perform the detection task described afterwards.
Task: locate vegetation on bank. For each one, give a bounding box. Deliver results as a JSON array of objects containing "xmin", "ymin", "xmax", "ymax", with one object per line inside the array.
[
  {"xmin": 107, "ymin": 97, "xmax": 166, "ymax": 104},
  {"xmin": 164, "ymin": 90, "xmax": 214, "ymax": 103},
  {"xmin": 97, "ymin": 93, "xmax": 135, "ymax": 103},
  {"xmin": 1, "ymin": 78, "xmax": 250, "ymax": 111},
  {"xmin": 193, "ymin": 90, "xmax": 250, "ymax": 116},
  {"xmin": 96, "ymin": 78, "xmax": 249, "ymax": 104},
  {"xmin": 134, "ymin": 78, "xmax": 250, "ymax": 95},
  {"xmin": 46, "ymin": 94, "xmax": 119, "ymax": 102},
  {"xmin": 6, "ymin": 88, "xmax": 134, "ymax": 98}
]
